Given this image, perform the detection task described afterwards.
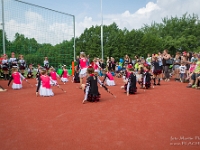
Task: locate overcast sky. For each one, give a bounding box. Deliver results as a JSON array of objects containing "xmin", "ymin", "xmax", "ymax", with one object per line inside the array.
[{"xmin": 3, "ymin": 0, "xmax": 200, "ymax": 44}]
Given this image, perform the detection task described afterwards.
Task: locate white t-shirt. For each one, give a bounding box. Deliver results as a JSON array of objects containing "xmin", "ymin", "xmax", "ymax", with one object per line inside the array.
[
  {"xmin": 179, "ymin": 65, "xmax": 187, "ymax": 74},
  {"xmin": 146, "ymin": 57, "xmax": 151, "ymax": 65}
]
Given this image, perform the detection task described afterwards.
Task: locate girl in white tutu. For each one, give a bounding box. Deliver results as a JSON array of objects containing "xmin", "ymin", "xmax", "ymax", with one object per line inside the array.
[
  {"xmin": 36, "ymin": 68, "xmax": 54, "ymax": 97},
  {"xmin": 8, "ymin": 67, "xmax": 27, "ymax": 90},
  {"xmin": 49, "ymin": 67, "xmax": 60, "ymax": 86},
  {"xmin": 102, "ymin": 69, "xmax": 116, "ymax": 86},
  {"xmin": 61, "ymin": 65, "xmax": 69, "ymax": 84}
]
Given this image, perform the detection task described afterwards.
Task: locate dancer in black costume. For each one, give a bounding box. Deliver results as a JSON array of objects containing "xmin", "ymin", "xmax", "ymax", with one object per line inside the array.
[{"xmin": 82, "ymin": 65, "xmax": 106, "ymax": 104}]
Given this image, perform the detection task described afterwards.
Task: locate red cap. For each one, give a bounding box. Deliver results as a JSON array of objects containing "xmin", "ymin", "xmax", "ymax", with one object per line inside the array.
[
  {"xmin": 88, "ymin": 65, "xmax": 93, "ymax": 69},
  {"xmin": 183, "ymin": 51, "xmax": 187, "ymax": 55},
  {"xmin": 127, "ymin": 64, "xmax": 133, "ymax": 69}
]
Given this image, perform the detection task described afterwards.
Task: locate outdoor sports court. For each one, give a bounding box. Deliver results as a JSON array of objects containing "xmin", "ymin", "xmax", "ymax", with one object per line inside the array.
[{"xmin": 0, "ymin": 77, "xmax": 199, "ymax": 150}]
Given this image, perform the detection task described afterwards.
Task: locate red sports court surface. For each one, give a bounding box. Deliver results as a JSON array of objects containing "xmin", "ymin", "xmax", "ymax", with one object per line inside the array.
[{"xmin": 0, "ymin": 77, "xmax": 200, "ymax": 150}]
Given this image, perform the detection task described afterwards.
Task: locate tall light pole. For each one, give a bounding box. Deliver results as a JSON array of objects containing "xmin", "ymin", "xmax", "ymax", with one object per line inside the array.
[
  {"xmin": 101, "ymin": 0, "xmax": 103, "ymax": 60},
  {"xmin": 1, "ymin": 0, "xmax": 6, "ymax": 54}
]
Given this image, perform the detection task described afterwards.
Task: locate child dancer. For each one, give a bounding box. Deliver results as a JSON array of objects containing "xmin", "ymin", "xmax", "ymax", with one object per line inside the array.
[
  {"xmin": 73, "ymin": 67, "xmax": 80, "ymax": 83},
  {"xmin": 0, "ymin": 85, "xmax": 7, "ymax": 92},
  {"xmin": 36, "ymin": 64, "xmax": 41, "ymax": 79},
  {"xmin": 137, "ymin": 67, "xmax": 144, "ymax": 88},
  {"xmin": 60, "ymin": 65, "xmax": 69, "ymax": 84},
  {"xmin": 49, "ymin": 67, "xmax": 60, "ymax": 86},
  {"xmin": 142, "ymin": 66, "xmax": 152, "ymax": 89},
  {"xmin": 102, "ymin": 69, "xmax": 116, "ymax": 86},
  {"xmin": 91, "ymin": 57, "xmax": 101, "ymax": 75},
  {"xmin": 36, "ymin": 68, "xmax": 54, "ymax": 97},
  {"xmin": 27, "ymin": 64, "xmax": 34, "ymax": 78},
  {"xmin": 152, "ymin": 55, "xmax": 162, "ymax": 85},
  {"xmin": 8, "ymin": 67, "xmax": 27, "ymax": 89},
  {"xmin": 2, "ymin": 54, "xmax": 9, "ymax": 80},
  {"xmin": 82, "ymin": 65, "xmax": 106, "ymax": 104},
  {"xmin": 121, "ymin": 64, "xmax": 137, "ymax": 95},
  {"xmin": 18, "ymin": 55, "xmax": 26, "ymax": 76},
  {"xmin": 9, "ymin": 52, "xmax": 18, "ymax": 68},
  {"xmin": 79, "ymin": 52, "xmax": 88, "ymax": 88},
  {"xmin": 44, "ymin": 57, "xmax": 49, "ymax": 71}
]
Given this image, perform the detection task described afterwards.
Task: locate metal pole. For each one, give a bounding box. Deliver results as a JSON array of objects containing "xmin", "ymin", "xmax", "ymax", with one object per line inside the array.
[
  {"xmin": 101, "ymin": 0, "xmax": 103, "ymax": 60},
  {"xmin": 1, "ymin": 0, "xmax": 6, "ymax": 54},
  {"xmin": 73, "ymin": 15, "xmax": 76, "ymax": 61}
]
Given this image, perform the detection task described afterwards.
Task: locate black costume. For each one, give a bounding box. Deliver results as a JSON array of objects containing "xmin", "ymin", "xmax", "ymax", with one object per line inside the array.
[
  {"xmin": 27, "ymin": 68, "xmax": 33, "ymax": 78},
  {"xmin": 73, "ymin": 71, "xmax": 80, "ymax": 83},
  {"xmin": 152, "ymin": 61, "xmax": 162, "ymax": 85},
  {"xmin": 19, "ymin": 59, "xmax": 26, "ymax": 70},
  {"xmin": 9, "ymin": 58, "xmax": 18, "ymax": 68},
  {"xmin": 84, "ymin": 74, "xmax": 106, "ymax": 102},
  {"xmin": 142, "ymin": 71, "xmax": 152, "ymax": 89},
  {"xmin": 152, "ymin": 61, "xmax": 162, "ymax": 75},
  {"xmin": 124, "ymin": 72, "xmax": 137, "ymax": 94}
]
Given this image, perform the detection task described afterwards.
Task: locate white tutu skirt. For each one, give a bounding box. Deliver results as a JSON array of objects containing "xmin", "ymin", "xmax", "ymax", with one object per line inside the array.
[
  {"xmin": 39, "ymin": 86, "xmax": 54, "ymax": 97},
  {"xmin": 50, "ymin": 79, "xmax": 57, "ymax": 85},
  {"xmin": 106, "ymin": 79, "xmax": 115, "ymax": 86},
  {"xmin": 94, "ymin": 69, "xmax": 99, "ymax": 73},
  {"xmin": 61, "ymin": 77, "xmax": 68, "ymax": 82},
  {"xmin": 79, "ymin": 68, "xmax": 87, "ymax": 78},
  {"xmin": 12, "ymin": 83, "xmax": 22, "ymax": 89}
]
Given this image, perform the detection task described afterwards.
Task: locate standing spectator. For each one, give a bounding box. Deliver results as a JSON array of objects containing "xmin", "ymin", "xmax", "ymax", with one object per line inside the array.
[
  {"xmin": 181, "ymin": 52, "xmax": 190, "ymax": 79},
  {"xmin": 162, "ymin": 49, "xmax": 171, "ymax": 81},
  {"xmin": 110, "ymin": 57, "xmax": 116, "ymax": 72},
  {"xmin": 86, "ymin": 55, "xmax": 90, "ymax": 66},
  {"xmin": 146, "ymin": 54, "xmax": 152, "ymax": 66},
  {"xmin": 124, "ymin": 55, "xmax": 131, "ymax": 67},
  {"xmin": 191, "ymin": 53, "xmax": 198, "ymax": 62},
  {"xmin": 106, "ymin": 57, "xmax": 112, "ymax": 71},
  {"xmin": 99, "ymin": 59, "xmax": 106, "ymax": 76},
  {"xmin": 173, "ymin": 52, "xmax": 181, "ymax": 81}
]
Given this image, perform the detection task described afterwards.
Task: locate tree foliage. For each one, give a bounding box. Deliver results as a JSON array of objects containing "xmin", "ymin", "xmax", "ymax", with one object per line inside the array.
[{"xmin": 0, "ymin": 13, "xmax": 200, "ymax": 66}]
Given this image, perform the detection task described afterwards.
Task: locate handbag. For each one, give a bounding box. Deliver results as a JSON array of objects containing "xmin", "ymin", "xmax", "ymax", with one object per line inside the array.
[{"xmin": 166, "ymin": 58, "xmax": 173, "ymax": 65}]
